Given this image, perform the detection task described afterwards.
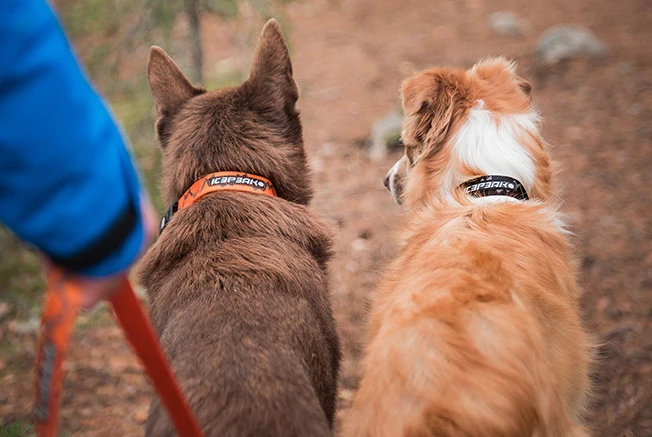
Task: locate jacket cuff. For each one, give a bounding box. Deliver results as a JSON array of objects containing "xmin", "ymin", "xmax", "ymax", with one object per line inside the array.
[{"xmin": 49, "ymin": 199, "xmax": 143, "ymax": 277}]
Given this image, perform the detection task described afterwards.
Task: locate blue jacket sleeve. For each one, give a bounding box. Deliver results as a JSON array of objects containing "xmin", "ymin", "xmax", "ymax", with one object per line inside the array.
[{"xmin": 0, "ymin": 0, "xmax": 145, "ymax": 277}]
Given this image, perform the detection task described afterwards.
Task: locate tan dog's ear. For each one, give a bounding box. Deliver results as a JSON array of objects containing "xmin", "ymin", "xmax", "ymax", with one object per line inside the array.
[
  {"xmin": 402, "ymin": 73, "xmax": 456, "ymax": 160},
  {"xmin": 401, "ymin": 75, "xmax": 434, "ymax": 116},
  {"xmin": 476, "ymin": 57, "xmax": 531, "ymax": 98},
  {"xmin": 247, "ymin": 19, "xmax": 299, "ymax": 114},
  {"xmin": 470, "ymin": 58, "xmax": 533, "ymax": 110},
  {"xmin": 517, "ymin": 77, "xmax": 532, "ymax": 98},
  {"xmin": 472, "ymin": 56, "xmax": 516, "ymax": 76},
  {"xmin": 147, "ymin": 46, "xmax": 204, "ymax": 116}
]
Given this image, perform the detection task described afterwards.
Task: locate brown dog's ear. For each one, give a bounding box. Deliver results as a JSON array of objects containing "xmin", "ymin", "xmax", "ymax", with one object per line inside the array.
[
  {"xmin": 247, "ymin": 19, "xmax": 299, "ymax": 114},
  {"xmin": 147, "ymin": 46, "xmax": 203, "ymax": 116},
  {"xmin": 401, "ymin": 75, "xmax": 434, "ymax": 116}
]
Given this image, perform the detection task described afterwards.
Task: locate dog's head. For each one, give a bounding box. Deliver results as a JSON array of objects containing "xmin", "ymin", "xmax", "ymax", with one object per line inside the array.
[
  {"xmin": 147, "ymin": 19, "xmax": 312, "ymax": 205},
  {"xmin": 385, "ymin": 57, "xmax": 552, "ymax": 209}
]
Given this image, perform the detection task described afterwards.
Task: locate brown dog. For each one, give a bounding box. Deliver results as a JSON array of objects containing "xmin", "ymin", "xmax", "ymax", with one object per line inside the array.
[
  {"xmin": 342, "ymin": 58, "xmax": 592, "ymax": 437},
  {"xmin": 137, "ymin": 20, "xmax": 340, "ymax": 436}
]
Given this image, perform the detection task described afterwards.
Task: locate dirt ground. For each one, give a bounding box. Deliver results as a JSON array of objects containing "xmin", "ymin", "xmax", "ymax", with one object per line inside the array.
[{"xmin": 2, "ymin": 0, "xmax": 652, "ymax": 435}]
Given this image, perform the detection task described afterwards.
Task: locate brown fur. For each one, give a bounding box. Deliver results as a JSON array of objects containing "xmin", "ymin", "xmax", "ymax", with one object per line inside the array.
[
  {"xmin": 137, "ymin": 20, "xmax": 340, "ymax": 436},
  {"xmin": 343, "ymin": 59, "xmax": 592, "ymax": 437}
]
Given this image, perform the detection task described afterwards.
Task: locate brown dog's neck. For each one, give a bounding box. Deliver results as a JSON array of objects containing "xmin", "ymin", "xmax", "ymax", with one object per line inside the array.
[
  {"xmin": 140, "ymin": 190, "xmax": 333, "ymax": 293},
  {"xmin": 138, "ymin": 190, "xmax": 335, "ymax": 338},
  {"xmin": 160, "ymin": 171, "xmax": 278, "ymax": 234}
]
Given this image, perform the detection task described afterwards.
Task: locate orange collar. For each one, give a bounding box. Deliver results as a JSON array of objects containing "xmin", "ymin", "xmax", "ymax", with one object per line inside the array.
[{"xmin": 159, "ymin": 171, "xmax": 277, "ymax": 233}]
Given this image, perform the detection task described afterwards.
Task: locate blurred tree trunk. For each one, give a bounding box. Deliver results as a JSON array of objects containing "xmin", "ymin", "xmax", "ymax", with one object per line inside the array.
[{"xmin": 184, "ymin": 0, "xmax": 203, "ymax": 84}]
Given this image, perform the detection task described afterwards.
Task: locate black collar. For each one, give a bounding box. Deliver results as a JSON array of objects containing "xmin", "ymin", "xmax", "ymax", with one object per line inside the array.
[{"xmin": 459, "ymin": 175, "xmax": 529, "ymax": 201}]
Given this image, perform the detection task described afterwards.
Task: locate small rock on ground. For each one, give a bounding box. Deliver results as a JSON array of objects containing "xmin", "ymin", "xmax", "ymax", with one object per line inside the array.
[
  {"xmin": 369, "ymin": 110, "xmax": 403, "ymax": 161},
  {"xmin": 538, "ymin": 25, "xmax": 608, "ymax": 64},
  {"xmin": 489, "ymin": 12, "xmax": 524, "ymax": 37}
]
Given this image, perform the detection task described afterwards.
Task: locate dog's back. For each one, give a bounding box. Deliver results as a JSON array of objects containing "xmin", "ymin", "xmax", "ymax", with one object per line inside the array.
[
  {"xmin": 138, "ymin": 20, "xmax": 340, "ymax": 436},
  {"xmin": 140, "ymin": 195, "xmax": 338, "ymax": 436},
  {"xmin": 346, "ymin": 205, "xmax": 591, "ymax": 437}
]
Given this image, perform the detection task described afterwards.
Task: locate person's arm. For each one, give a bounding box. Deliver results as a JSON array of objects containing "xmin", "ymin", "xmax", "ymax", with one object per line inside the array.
[{"xmin": 0, "ymin": 0, "xmax": 153, "ymax": 289}]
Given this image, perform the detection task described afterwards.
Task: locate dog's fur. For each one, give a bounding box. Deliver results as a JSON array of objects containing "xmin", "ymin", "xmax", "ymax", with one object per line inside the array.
[
  {"xmin": 137, "ymin": 20, "xmax": 340, "ymax": 436},
  {"xmin": 342, "ymin": 58, "xmax": 592, "ymax": 437}
]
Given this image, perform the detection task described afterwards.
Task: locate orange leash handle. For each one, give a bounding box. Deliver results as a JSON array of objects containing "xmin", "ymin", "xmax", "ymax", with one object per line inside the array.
[
  {"xmin": 34, "ymin": 269, "xmax": 82, "ymax": 437},
  {"xmin": 108, "ymin": 278, "xmax": 204, "ymax": 437},
  {"xmin": 34, "ymin": 272, "xmax": 204, "ymax": 437}
]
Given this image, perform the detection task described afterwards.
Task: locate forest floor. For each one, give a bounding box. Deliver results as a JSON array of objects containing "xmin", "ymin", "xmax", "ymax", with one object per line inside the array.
[{"xmin": 1, "ymin": 0, "xmax": 652, "ymax": 435}]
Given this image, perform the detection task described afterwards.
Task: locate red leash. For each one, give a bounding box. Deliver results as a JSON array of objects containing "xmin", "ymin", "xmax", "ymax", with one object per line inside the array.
[{"xmin": 34, "ymin": 269, "xmax": 204, "ymax": 437}]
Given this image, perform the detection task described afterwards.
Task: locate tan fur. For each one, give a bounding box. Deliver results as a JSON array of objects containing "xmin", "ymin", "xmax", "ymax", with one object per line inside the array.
[
  {"xmin": 343, "ymin": 58, "xmax": 591, "ymax": 437},
  {"xmin": 138, "ymin": 20, "xmax": 340, "ymax": 436}
]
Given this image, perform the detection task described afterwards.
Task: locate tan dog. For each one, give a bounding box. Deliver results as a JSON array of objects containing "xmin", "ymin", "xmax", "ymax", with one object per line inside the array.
[
  {"xmin": 138, "ymin": 20, "xmax": 340, "ymax": 436},
  {"xmin": 342, "ymin": 58, "xmax": 592, "ymax": 437}
]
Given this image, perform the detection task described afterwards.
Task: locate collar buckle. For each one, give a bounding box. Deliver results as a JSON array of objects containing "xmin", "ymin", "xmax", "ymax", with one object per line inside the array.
[{"xmin": 159, "ymin": 201, "xmax": 178, "ymax": 234}]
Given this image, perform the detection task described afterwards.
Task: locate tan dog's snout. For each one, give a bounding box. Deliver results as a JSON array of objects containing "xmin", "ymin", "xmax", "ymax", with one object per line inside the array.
[
  {"xmin": 384, "ymin": 161, "xmax": 398, "ymax": 202},
  {"xmin": 384, "ymin": 157, "xmax": 407, "ymax": 205}
]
